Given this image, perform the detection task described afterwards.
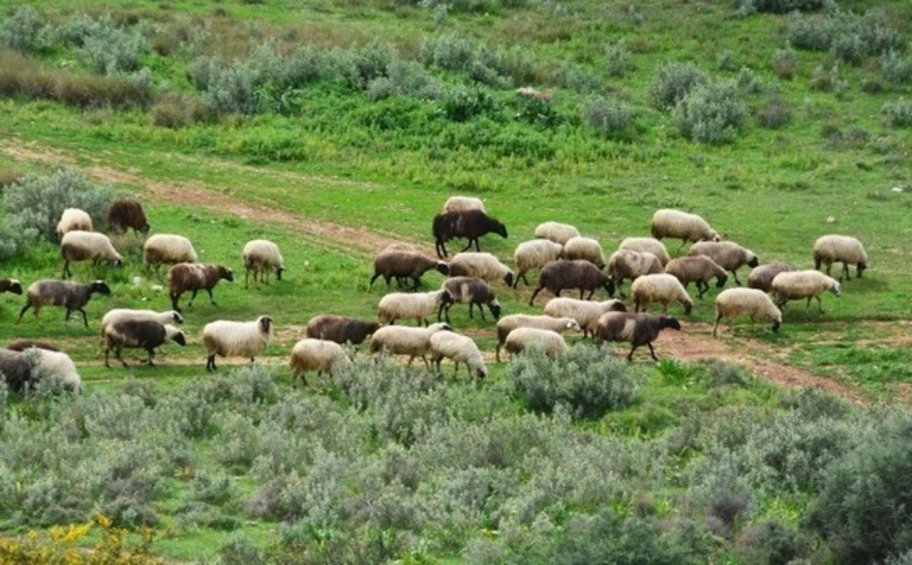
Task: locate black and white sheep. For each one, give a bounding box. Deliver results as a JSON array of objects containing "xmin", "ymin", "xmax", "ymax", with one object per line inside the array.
[
  {"xmin": 432, "ymin": 210, "xmax": 508, "ymax": 258},
  {"xmin": 369, "ymin": 322, "xmax": 451, "ymax": 369},
  {"xmin": 104, "ymin": 320, "xmax": 187, "ymax": 367},
  {"xmin": 594, "ymin": 312, "xmax": 682, "ymax": 361},
  {"xmin": 713, "ymin": 288, "xmax": 782, "ymax": 337},
  {"xmin": 561, "ymin": 236, "xmax": 606, "ymax": 268},
  {"xmin": 56, "ymin": 208, "xmax": 93, "ymax": 239},
  {"xmin": 101, "ymin": 308, "xmax": 184, "ymax": 336},
  {"xmin": 650, "ymin": 209, "xmax": 720, "ymax": 249},
  {"xmin": 688, "ymin": 241, "xmax": 759, "ymax": 286},
  {"xmin": 305, "ymin": 315, "xmax": 379, "ymax": 345},
  {"xmin": 534, "ymin": 221, "xmax": 580, "ymax": 245},
  {"xmin": 618, "ymin": 237, "xmax": 671, "ymax": 266},
  {"xmin": 543, "ymin": 297, "xmax": 627, "ymax": 338},
  {"xmin": 448, "ymin": 252, "xmax": 515, "ymax": 287},
  {"xmin": 378, "ymin": 290, "xmax": 447, "ymax": 326},
  {"xmin": 429, "ymin": 331, "xmax": 487, "ymax": 379},
  {"xmin": 607, "ymin": 250, "xmax": 664, "ymax": 297},
  {"xmin": 289, "ymin": 338, "xmax": 352, "ymax": 385},
  {"xmin": 770, "ymin": 270, "xmax": 841, "ymax": 311},
  {"xmin": 438, "ymin": 277, "xmax": 502, "ymax": 323},
  {"xmin": 0, "ymin": 347, "xmax": 82, "ymax": 392},
  {"xmin": 513, "ymin": 239, "xmax": 563, "ymax": 288},
  {"xmin": 747, "ymin": 262, "xmax": 792, "ymax": 293},
  {"xmin": 665, "ymin": 256, "xmax": 729, "ymax": 299},
  {"xmin": 495, "ymin": 314, "xmax": 582, "ymax": 361},
  {"xmin": 16, "ymin": 279, "xmax": 111, "ymax": 327},
  {"xmin": 631, "ymin": 274, "xmax": 693, "ymax": 315},
  {"xmin": 107, "ymin": 199, "xmax": 150, "ymax": 236},
  {"xmin": 202, "ymin": 315, "xmax": 273, "ymax": 372},
  {"xmin": 243, "ymin": 239, "xmax": 285, "ymax": 288},
  {"xmin": 813, "ymin": 235, "xmax": 868, "ymax": 280},
  {"xmin": 143, "ymin": 234, "xmax": 198, "ymax": 273},
  {"xmin": 504, "ymin": 327, "xmax": 567, "ymax": 359},
  {"xmin": 442, "ymin": 196, "xmax": 486, "ymax": 214},
  {"xmin": 1, "ymin": 278, "xmax": 23, "ymax": 296},
  {"xmin": 59, "ymin": 231, "xmax": 123, "ymax": 279},
  {"xmin": 371, "ymin": 249, "xmax": 449, "ymax": 290},
  {"xmin": 167, "ymin": 263, "xmax": 233, "ymax": 312},
  {"xmin": 528, "ymin": 260, "xmax": 616, "ymax": 306}
]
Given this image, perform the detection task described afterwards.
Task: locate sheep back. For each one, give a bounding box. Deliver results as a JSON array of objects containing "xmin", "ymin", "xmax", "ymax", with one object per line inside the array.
[
  {"xmin": 107, "ymin": 200, "xmax": 149, "ymax": 234},
  {"xmin": 443, "ymin": 196, "xmax": 485, "ymax": 214},
  {"xmin": 504, "ymin": 327, "xmax": 567, "ymax": 358},
  {"xmin": 689, "ymin": 241, "xmax": 758, "ymax": 272},
  {"xmin": 650, "ymin": 209, "xmax": 719, "ymax": 243},
  {"xmin": 144, "ymin": 234, "xmax": 197, "ymax": 266},
  {"xmin": 747, "ymin": 262, "xmax": 792, "ymax": 292},
  {"xmin": 618, "ymin": 237, "xmax": 671, "ymax": 266},
  {"xmin": 305, "ymin": 315, "xmax": 378, "ymax": 345},
  {"xmin": 561, "ymin": 236, "xmax": 606, "ymax": 268},
  {"xmin": 290, "ymin": 338, "xmax": 351, "ymax": 376},
  {"xmin": 56, "ymin": 208, "xmax": 93, "ymax": 238},
  {"xmin": 631, "ymin": 274, "xmax": 693, "ymax": 315},
  {"xmin": 534, "ymin": 222, "xmax": 580, "ymax": 245}
]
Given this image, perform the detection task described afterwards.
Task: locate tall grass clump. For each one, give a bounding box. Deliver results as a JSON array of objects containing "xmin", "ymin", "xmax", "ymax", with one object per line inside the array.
[
  {"xmin": 604, "ymin": 40, "xmax": 631, "ymax": 78},
  {"xmin": 650, "ymin": 61, "xmax": 707, "ymax": 110},
  {"xmin": 772, "ymin": 47, "xmax": 797, "ymax": 80},
  {"xmin": 882, "ymin": 51, "xmax": 912, "ymax": 85},
  {"xmin": 882, "ymin": 100, "xmax": 912, "ymax": 128},
  {"xmin": 583, "ymin": 96, "xmax": 635, "ymax": 140},
  {"xmin": 0, "ymin": 6, "xmax": 53, "ymax": 53},
  {"xmin": 674, "ymin": 80, "xmax": 747, "ymax": 144}
]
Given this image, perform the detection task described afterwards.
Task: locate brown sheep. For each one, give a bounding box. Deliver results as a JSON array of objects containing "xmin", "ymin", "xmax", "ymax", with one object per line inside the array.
[
  {"xmin": 305, "ymin": 315, "xmax": 379, "ymax": 346},
  {"xmin": 167, "ymin": 263, "xmax": 233, "ymax": 312},
  {"xmin": 528, "ymin": 260, "xmax": 616, "ymax": 306},
  {"xmin": 747, "ymin": 262, "xmax": 792, "ymax": 293},
  {"xmin": 371, "ymin": 250, "xmax": 449, "ymax": 290},
  {"xmin": 664, "ymin": 256, "xmax": 729, "ymax": 299},
  {"xmin": 438, "ymin": 277, "xmax": 501, "ymax": 323},
  {"xmin": 433, "ymin": 210, "xmax": 508, "ymax": 258},
  {"xmin": 107, "ymin": 199, "xmax": 150, "ymax": 236},
  {"xmin": 594, "ymin": 312, "xmax": 682, "ymax": 361}
]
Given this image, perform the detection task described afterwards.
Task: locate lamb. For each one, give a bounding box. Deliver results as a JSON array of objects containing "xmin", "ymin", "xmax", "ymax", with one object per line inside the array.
[
  {"xmin": 106, "ymin": 199, "xmax": 149, "ymax": 236},
  {"xmin": 528, "ymin": 260, "xmax": 616, "ymax": 306},
  {"xmin": 747, "ymin": 262, "xmax": 792, "ymax": 293},
  {"xmin": 369, "ymin": 322, "xmax": 451, "ymax": 369},
  {"xmin": 243, "ymin": 239, "xmax": 285, "ymax": 288},
  {"xmin": 631, "ymin": 274, "xmax": 693, "ymax": 315},
  {"xmin": 432, "ymin": 210, "xmax": 508, "ymax": 258},
  {"xmin": 607, "ymin": 250, "xmax": 664, "ymax": 296},
  {"xmin": 5, "ymin": 340, "xmax": 59, "ymax": 352},
  {"xmin": 101, "ymin": 308, "xmax": 184, "ymax": 336},
  {"xmin": 305, "ymin": 315, "xmax": 379, "ymax": 345},
  {"xmin": 504, "ymin": 327, "xmax": 567, "ymax": 359},
  {"xmin": 202, "ymin": 315, "xmax": 273, "ymax": 372},
  {"xmin": 513, "ymin": 239, "xmax": 563, "ymax": 288},
  {"xmin": 59, "ymin": 230, "xmax": 123, "ymax": 279},
  {"xmin": 1, "ymin": 278, "xmax": 23, "ymax": 295},
  {"xmin": 713, "ymin": 288, "xmax": 782, "ymax": 337},
  {"xmin": 495, "ymin": 314, "xmax": 582, "ymax": 361},
  {"xmin": 448, "ymin": 252, "xmax": 515, "ymax": 287},
  {"xmin": 650, "ymin": 209, "xmax": 720, "ymax": 249},
  {"xmin": 371, "ymin": 250, "xmax": 449, "ymax": 290},
  {"xmin": 438, "ymin": 277, "xmax": 501, "ymax": 323},
  {"xmin": 442, "ymin": 196, "xmax": 486, "ymax": 214},
  {"xmin": 56, "ymin": 208, "xmax": 93, "ymax": 239},
  {"xmin": 143, "ymin": 234, "xmax": 198, "ymax": 273},
  {"xmin": 103, "ymin": 320, "xmax": 187, "ymax": 367},
  {"xmin": 561, "ymin": 236, "xmax": 606, "ymax": 268},
  {"xmin": 618, "ymin": 237, "xmax": 672, "ymax": 266},
  {"xmin": 688, "ymin": 241, "xmax": 759, "ymax": 286},
  {"xmin": 665, "ymin": 256, "xmax": 729, "ymax": 299},
  {"xmin": 429, "ymin": 331, "xmax": 488, "ymax": 379},
  {"xmin": 534, "ymin": 221, "xmax": 580, "ymax": 245},
  {"xmin": 594, "ymin": 312, "xmax": 682, "ymax": 361},
  {"xmin": 16, "ymin": 279, "xmax": 111, "ymax": 327},
  {"xmin": 813, "ymin": 235, "xmax": 868, "ymax": 280},
  {"xmin": 167, "ymin": 263, "xmax": 233, "ymax": 312},
  {"xmin": 378, "ymin": 290, "xmax": 447, "ymax": 326},
  {"xmin": 770, "ymin": 270, "xmax": 841, "ymax": 311},
  {"xmin": 289, "ymin": 338, "xmax": 352, "ymax": 385},
  {"xmin": 0, "ymin": 347, "xmax": 82, "ymax": 392},
  {"xmin": 543, "ymin": 297, "xmax": 627, "ymax": 338}
]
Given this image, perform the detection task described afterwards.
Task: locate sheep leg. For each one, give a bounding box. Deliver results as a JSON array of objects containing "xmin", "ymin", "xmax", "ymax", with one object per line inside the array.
[
  {"xmin": 647, "ymin": 342, "xmax": 658, "ymax": 361},
  {"xmin": 627, "ymin": 344, "xmax": 639, "ymax": 361},
  {"xmin": 495, "ymin": 343, "xmax": 502, "ymax": 362},
  {"xmin": 579, "ymin": 289, "xmax": 585, "ymax": 299},
  {"xmin": 411, "ymin": 277, "xmax": 422, "ymax": 291},
  {"xmin": 105, "ymin": 347, "xmax": 111, "ymax": 368},
  {"xmin": 206, "ymin": 289, "xmax": 217, "ymax": 306},
  {"xmin": 170, "ymin": 293, "xmax": 182, "ymax": 313},
  {"xmin": 816, "ymin": 296, "xmax": 824, "ymax": 312},
  {"xmin": 188, "ymin": 290, "xmax": 199, "ymax": 307},
  {"xmin": 528, "ymin": 286, "xmax": 545, "ymax": 306},
  {"xmin": 117, "ymin": 347, "xmax": 129, "ymax": 368},
  {"xmin": 422, "ymin": 355, "xmax": 430, "ymax": 370},
  {"xmin": 244, "ymin": 269, "xmax": 251, "ymax": 289},
  {"xmin": 453, "ymin": 361, "xmax": 460, "ymax": 378},
  {"xmin": 15, "ymin": 303, "xmax": 32, "ymax": 325},
  {"xmin": 477, "ymin": 303, "xmax": 486, "ymax": 321},
  {"xmin": 369, "ymin": 272, "xmax": 382, "ymax": 288},
  {"xmin": 731, "ymin": 270, "xmax": 742, "ymax": 286},
  {"xmin": 697, "ymin": 282, "xmax": 707, "ymax": 299},
  {"xmin": 77, "ymin": 308, "xmax": 89, "ymax": 328},
  {"xmin": 713, "ymin": 313, "xmax": 723, "ymax": 337},
  {"xmin": 206, "ymin": 354, "xmax": 217, "ymax": 372},
  {"xmin": 468, "ymin": 303, "xmax": 475, "ymax": 319},
  {"xmin": 61, "ymin": 260, "xmax": 70, "ymax": 280},
  {"xmin": 805, "ymin": 297, "xmax": 812, "ymax": 309},
  {"xmin": 146, "ymin": 347, "xmax": 155, "ymax": 366},
  {"xmin": 842, "ymin": 263, "xmax": 849, "ymax": 281},
  {"xmin": 436, "ymin": 241, "xmax": 447, "ymax": 259}
]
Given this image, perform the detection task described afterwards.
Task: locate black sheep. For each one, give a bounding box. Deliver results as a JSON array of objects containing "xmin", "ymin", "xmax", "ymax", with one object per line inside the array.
[
  {"xmin": 107, "ymin": 199, "xmax": 150, "ymax": 236},
  {"xmin": 370, "ymin": 251, "xmax": 449, "ymax": 291},
  {"xmin": 16, "ymin": 279, "xmax": 111, "ymax": 327},
  {"xmin": 433, "ymin": 210, "xmax": 508, "ymax": 258},
  {"xmin": 529, "ymin": 260, "xmax": 615, "ymax": 306},
  {"xmin": 305, "ymin": 315, "xmax": 379, "ymax": 346},
  {"xmin": 103, "ymin": 319, "xmax": 187, "ymax": 367},
  {"xmin": 594, "ymin": 312, "xmax": 681, "ymax": 361}
]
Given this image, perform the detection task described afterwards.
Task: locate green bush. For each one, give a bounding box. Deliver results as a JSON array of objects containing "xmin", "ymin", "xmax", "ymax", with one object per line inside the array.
[
  {"xmin": 738, "ymin": 520, "xmax": 808, "ymax": 564},
  {"xmin": 650, "ymin": 61, "xmax": 708, "ymax": 110},
  {"xmin": 674, "ymin": 80, "xmax": 747, "ymax": 145},
  {"xmin": 150, "ymin": 92, "xmax": 211, "ymax": 128},
  {"xmin": 882, "ymin": 51, "xmax": 912, "ymax": 85},
  {"xmin": 787, "ymin": 13, "xmax": 836, "ymax": 51},
  {"xmin": 439, "ymin": 85, "xmax": 496, "ymax": 121},
  {"xmin": 717, "ymin": 51, "xmax": 739, "ymax": 73},
  {"xmin": 366, "ymin": 59, "xmax": 444, "ymax": 102},
  {"xmin": 883, "ymin": 100, "xmax": 912, "ymax": 128},
  {"xmin": 583, "ymin": 96, "xmax": 635, "ymax": 140},
  {"xmin": 772, "ymin": 47, "xmax": 797, "ymax": 80},
  {"xmin": 809, "ymin": 63, "xmax": 845, "ymax": 93},
  {"xmin": 0, "ymin": 6, "xmax": 54, "ymax": 52},
  {"xmin": 420, "ymin": 34, "xmax": 510, "ymax": 88},
  {"xmin": 75, "ymin": 16, "xmax": 148, "ymax": 75},
  {"xmin": 756, "ymin": 90, "xmax": 792, "ymax": 129},
  {"xmin": 605, "ymin": 40, "xmax": 631, "ymax": 78}
]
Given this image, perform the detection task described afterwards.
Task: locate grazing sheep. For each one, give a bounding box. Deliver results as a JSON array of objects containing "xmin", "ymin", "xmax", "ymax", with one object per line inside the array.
[
  {"xmin": 16, "ymin": 279, "xmax": 111, "ymax": 327},
  {"xmin": 443, "ymin": 196, "xmax": 486, "ymax": 214},
  {"xmin": 433, "ymin": 210, "xmax": 508, "ymax": 258},
  {"xmin": 495, "ymin": 314, "xmax": 582, "ymax": 361},
  {"xmin": 561, "ymin": 236, "xmax": 606, "ymax": 268},
  {"xmin": 504, "ymin": 327, "xmax": 567, "ymax": 359},
  {"xmin": 747, "ymin": 262, "xmax": 792, "ymax": 293},
  {"xmin": 104, "ymin": 320, "xmax": 187, "ymax": 367},
  {"xmin": 31, "ymin": 348, "xmax": 82, "ymax": 391},
  {"xmin": 378, "ymin": 290, "xmax": 447, "ymax": 326},
  {"xmin": 543, "ymin": 297, "xmax": 627, "ymax": 338},
  {"xmin": 167, "ymin": 263, "xmax": 233, "ymax": 312},
  {"xmin": 0, "ymin": 348, "xmax": 81, "ymax": 392},
  {"xmin": 143, "ymin": 234, "xmax": 197, "ymax": 273},
  {"xmin": 202, "ymin": 315, "xmax": 273, "ymax": 372},
  {"xmin": 813, "ymin": 235, "xmax": 868, "ymax": 280},
  {"xmin": 429, "ymin": 331, "xmax": 487, "ymax": 379},
  {"xmin": 528, "ymin": 260, "xmax": 616, "ymax": 305},
  {"xmin": 0, "ymin": 349, "xmax": 34, "ymax": 392},
  {"xmin": 595, "ymin": 312, "xmax": 682, "ymax": 361},
  {"xmin": 770, "ymin": 270, "xmax": 841, "ymax": 311},
  {"xmin": 371, "ymin": 250, "xmax": 449, "ymax": 290},
  {"xmin": 101, "ymin": 308, "xmax": 184, "ymax": 336},
  {"xmin": 607, "ymin": 250, "xmax": 664, "ymax": 296},
  {"xmin": 369, "ymin": 322, "xmax": 451, "ymax": 369},
  {"xmin": 665, "ymin": 256, "xmax": 729, "ymax": 299},
  {"xmin": 305, "ymin": 315, "xmax": 379, "ymax": 345},
  {"xmin": 242, "ymin": 239, "xmax": 285, "ymax": 289},
  {"xmin": 5, "ymin": 340, "xmax": 59, "ymax": 352},
  {"xmin": 60, "ymin": 231, "xmax": 123, "ymax": 279},
  {"xmin": 107, "ymin": 199, "xmax": 149, "ymax": 236},
  {"xmin": 513, "ymin": 239, "xmax": 563, "ymax": 288},
  {"xmin": 618, "ymin": 237, "xmax": 672, "ymax": 266},
  {"xmin": 534, "ymin": 221, "xmax": 580, "ymax": 245},
  {"xmin": 650, "ymin": 209, "xmax": 720, "ymax": 248},
  {"xmin": 448, "ymin": 252, "xmax": 515, "ymax": 287},
  {"xmin": 713, "ymin": 288, "xmax": 782, "ymax": 337},
  {"xmin": 1, "ymin": 278, "xmax": 23, "ymax": 295},
  {"xmin": 689, "ymin": 241, "xmax": 759, "ymax": 286},
  {"xmin": 439, "ymin": 277, "xmax": 501, "ymax": 323},
  {"xmin": 289, "ymin": 338, "xmax": 352, "ymax": 385},
  {"xmin": 56, "ymin": 208, "xmax": 93, "ymax": 239},
  {"xmin": 631, "ymin": 274, "xmax": 693, "ymax": 315}
]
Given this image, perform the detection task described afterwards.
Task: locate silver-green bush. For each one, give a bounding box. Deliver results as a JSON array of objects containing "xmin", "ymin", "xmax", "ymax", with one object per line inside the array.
[{"xmin": 674, "ymin": 80, "xmax": 747, "ymax": 145}]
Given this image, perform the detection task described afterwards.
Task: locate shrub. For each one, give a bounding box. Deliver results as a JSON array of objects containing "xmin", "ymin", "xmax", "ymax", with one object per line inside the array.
[
  {"xmin": 650, "ymin": 61, "xmax": 708, "ymax": 110},
  {"xmin": 882, "ymin": 51, "xmax": 912, "ymax": 85},
  {"xmin": 787, "ymin": 13, "xmax": 836, "ymax": 51},
  {"xmin": 366, "ymin": 58, "xmax": 444, "ymax": 102},
  {"xmin": 756, "ymin": 90, "xmax": 792, "ymax": 129},
  {"xmin": 605, "ymin": 40, "xmax": 631, "ymax": 78},
  {"xmin": 198, "ymin": 59, "xmax": 257, "ymax": 115},
  {"xmin": 738, "ymin": 520, "xmax": 808, "ymax": 564},
  {"xmin": 0, "ymin": 6, "xmax": 53, "ymax": 53},
  {"xmin": 750, "ymin": 0, "xmax": 823, "ymax": 13},
  {"xmin": 150, "ymin": 92, "xmax": 211, "ymax": 128},
  {"xmin": 439, "ymin": 85, "xmax": 495, "ymax": 121},
  {"xmin": 75, "ymin": 17, "xmax": 149, "ymax": 75},
  {"xmin": 554, "ymin": 62, "xmax": 603, "ymax": 94},
  {"xmin": 583, "ymin": 96, "xmax": 635, "ymax": 139},
  {"xmin": 737, "ymin": 66, "xmax": 763, "ymax": 93},
  {"xmin": 674, "ymin": 80, "xmax": 747, "ymax": 145},
  {"xmin": 831, "ymin": 32, "xmax": 865, "ymax": 65},
  {"xmin": 809, "ymin": 63, "xmax": 845, "ymax": 92},
  {"xmin": 772, "ymin": 47, "xmax": 797, "ymax": 80},
  {"xmin": 514, "ymin": 95, "xmax": 562, "ymax": 128},
  {"xmin": 717, "ymin": 51, "xmax": 739, "ymax": 72},
  {"xmin": 420, "ymin": 34, "xmax": 509, "ymax": 88},
  {"xmin": 219, "ymin": 533, "xmax": 264, "ymax": 564},
  {"xmin": 883, "ymin": 100, "xmax": 912, "ymax": 128}
]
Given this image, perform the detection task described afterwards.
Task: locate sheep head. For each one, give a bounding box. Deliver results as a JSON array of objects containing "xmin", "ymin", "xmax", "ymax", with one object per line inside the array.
[
  {"xmin": 275, "ymin": 267, "xmax": 285, "ymax": 281},
  {"xmin": 90, "ymin": 280, "xmax": 111, "ymax": 295},
  {"xmin": 258, "ymin": 315, "xmax": 274, "ymax": 334},
  {"xmin": 663, "ymin": 317, "xmax": 682, "ymax": 331},
  {"xmin": 218, "ymin": 266, "xmax": 234, "ymax": 282}
]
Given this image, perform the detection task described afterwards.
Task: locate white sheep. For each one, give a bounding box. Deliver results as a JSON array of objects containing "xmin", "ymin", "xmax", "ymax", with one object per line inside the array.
[
  {"xmin": 504, "ymin": 327, "xmax": 567, "ymax": 359},
  {"xmin": 368, "ymin": 322, "xmax": 451, "ymax": 369},
  {"xmin": 30, "ymin": 348, "xmax": 82, "ymax": 391},
  {"xmin": 650, "ymin": 209, "xmax": 720, "ymax": 249},
  {"xmin": 289, "ymin": 338, "xmax": 352, "ymax": 385},
  {"xmin": 243, "ymin": 239, "xmax": 285, "ymax": 288},
  {"xmin": 429, "ymin": 331, "xmax": 487, "ymax": 379},
  {"xmin": 143, "ymin": 234, "xmax": 198, "ymax": 272},
  {"xmin": 448, "ymin": 252, "xmax": 515, "ymax": 287},
  {"xmin": 618, "ymin": 237, "xmax": 671, "ymax": 266},
  {"xmin": 561, "ymin": 236, "xmax": 606, "ymax": 268},
  {"xmin": 56, "ymin": 208, "xmax": 93, "ymax": 238},
  {"xmin": 378, "ymin": 290, "xmax": 446, "ymax": 326},
  {"xmin": 770, "ymin": 270, "xmax": 841, "ymax": 311},
  {"xmin": 59, "ymin": 230, "xmax": 123, "ymax": 279},
  {"xmin": 813, "ymin": 235, "xmax": 868, "ymax": 280},
  {"xmin": 495, "ymin": 314, "xmax": 581, "ymax": 361},
  {"xmin": 631, "ymin": 273, "xmax": 694, "ymax": 315},
  {"xmin": 689, "ymin": 241, "xmax": 759, "ymax": 286},
  {"xmin": 101, "ymin": 308, "xmax": 184, "ymax": 336},
  {"xmin": 202, "ymin": 315, "xmax": 273, "ymax": 372},
  {"xmin": 442, "ymin": 196, "xmax": 486, "ymax": 214},
  {"xmin": 607, "ymin": 250, "xmax": 664, "ymax": 296},
  {"xmin": 543, "ymin": 297, "xmax": 626, "ymax": 338},
  {"xmin": 513, "ymin": 239, "xmax": 563, "ymax": 288},
  {"xmin": 713, "ymin": 288, "xmax": 782, "ymax": 337},
  {"xmin": 534, "ymin": 221, "xmax": 580, "ymax": 245}
]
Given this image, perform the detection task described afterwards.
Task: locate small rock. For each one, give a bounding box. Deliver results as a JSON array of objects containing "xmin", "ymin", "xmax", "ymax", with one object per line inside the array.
[
  {"xmin": 826, "ymin": 216, "xmax": 836, "ymax": 224},
  {"xmin": 892, "ymin": 186, "xmax": 904, "ymax": 193},
  {"xmin": 131, "ymin": 276, "xmax": 144, "ymax": 286}
]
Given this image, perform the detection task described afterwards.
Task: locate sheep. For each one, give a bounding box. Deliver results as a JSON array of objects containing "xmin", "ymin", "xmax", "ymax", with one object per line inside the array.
[
  {"xmin": 0, "ymin": 349, "xmax": 34, "ymax": 392},
  {"xmin": 5, "ymin": 340, "xmax": 59, "ymax": 352},
  {"xmin": 371, "ymin": 250, "xmax": 449, "ymax": 291},
  {"xmin": 607, "ymin": 250, "xmax": 664, "ymax": 297},
  {"xmin": 59, "ymin": 230, "xmax": 123, "ymax": 279},
  {"xmin": 438, "ymin": 277, "xmax": 501, "ymax": 323},
  {"xmin": 448, "ymin": 252, "xmax": 515, "ymax": 287},
  {"xmin": 56, "ymin": 208, "xmax": 93, "ymax": 239},
  {"xmin": 770, "ymin": 270, "xmax": 841, "ymax": 311},
  {"xmin": 665, "ymin": 256, "xmax": 729, "ymax": 299},
  {"xmin": 432, "ymin": 210, "xmax": 508, "ymax": 258},
  {"xmin": 504, "ymin": 327, "xmax": 567, "ymax": 359},
  {"xmin": 103, "ymin": 320, "xmax": 187, "ymax": 367},
  {"xmin": 202, "ymin": 315, "xmax": 273, "ymax": 372},
  {"xmin": 31, "ymin": 348, "xmax": 81, "ymax": 391},
  {"xmin": 534, "ymin": 221, "xmax": 580, "ymax": 245},
  {"xmin": 143, "ymin": 234, "xmax": 197, "ymax": 273},
  {"xmin": 688, "ymin": 241, "xmax": 759, "ymax": 286},
  {"xmin": 369, "ymin": 322, "xmax": 451, "ymax": 369},
  {"xmin": 513, "ymin": 239, "xmax": 563, "ymax": 288},
  {"xmin": 528, "ymin": 260, "xmax": 616, "ymax": 306},
  {"xmin": 107, "ymin": 199, "xmax": 149, "ymax": 236},
  {"xmin": 289, "ymin": 338, "xmax": 352, "ymax": 385},
  {"xmin": 618, "ymin": 237, "xmax": 671, "ymax": 266},
  {"xmin": 561, "ymin": 236, "xmax": 606, "ymax": 268},
  {"xmin": 1, "ymin": 278, "xmax": 23, "ymax": 295},
  {"xmin": 813, "ymin": 235, "xmax": 868, "ymax": 280},
  {"xmin": 242, "ymin": 239, "xmax": 285, "ymax": 289},
  {"xmin": 167, "ymin": 263, "xmax": 233, "ymax": 312},
  {"xmin": 747, "ymin": 262, "xmax": 792, "ymax": 293},
  {"xmin": 0, "ymin": 347, "xmax": 81, "ymax": 392},
  {"xmin": 650, "ymin": 209, "xmax": 720, "ymax": 249},
  {"xmin": 101, "ymin": 308, "xmax": 184, "ymax": 336},
  {"xmin": 631, "ymin": 274, "xmax": 693, "ymax": 315},
  {"xmin": 305, "ymin": 315, "xmax": 379, "ymax": 345},
  {"xmin": 495, "ymin": 314, "xmax": 582, "ymax": 361},
  {"xmin": 16, "ymin": 279, "xmax": 111, "ymax": 327},
  {"xmin": 543, "ymin": 297, "xmax": 627, "ymax": 338},
  {"xmin": 713, "ymin": 288, "xmax": 782, "ymax": 337},
  {"xmin": 429, "ymin": 331, "xmax": 488, "ymax": 379},
  {"xmin": 378, "ymin": 290, "xmax": 447, "ymax": 326},
  {"xmin": 594, "ymin": 312, "xmax": 682, "ymax": 361},
  {"xmin": 442, "ymin": 196, "xmax": 485, "ymax": 214}
]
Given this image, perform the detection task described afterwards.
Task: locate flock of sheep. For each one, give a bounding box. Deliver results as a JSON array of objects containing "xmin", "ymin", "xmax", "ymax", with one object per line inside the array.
[{"xmin": 0, "ymin": 194, "xmax": 868, "ymax": 391}]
